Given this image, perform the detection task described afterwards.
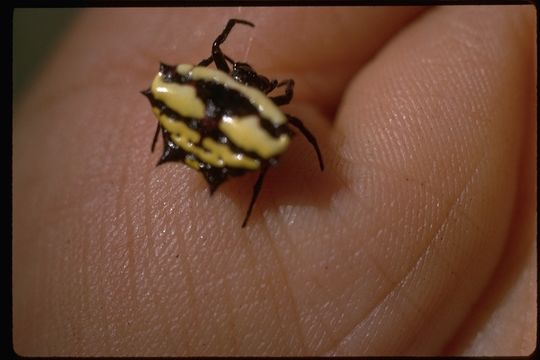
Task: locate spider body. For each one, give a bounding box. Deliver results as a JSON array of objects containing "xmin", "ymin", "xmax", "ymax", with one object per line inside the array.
[{"xmin": 142, "ymin": 19, "xmax": 323, "ymax": 227}]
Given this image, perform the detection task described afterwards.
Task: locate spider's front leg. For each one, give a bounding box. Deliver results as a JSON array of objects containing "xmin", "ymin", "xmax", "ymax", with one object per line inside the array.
[
  {"xmin": 287, "ymin": 114, "xmax": 324, "ymax": 171},
  {"xmin": 269, "ymin": 79, "xmax": 294, "ymax": 106},
  {"xmin": 197, "ymin": 19, "xmax": 254, "ymax": 73}
]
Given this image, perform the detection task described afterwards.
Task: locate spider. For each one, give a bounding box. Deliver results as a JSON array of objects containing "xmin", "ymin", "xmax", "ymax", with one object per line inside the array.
[{"xmin": 142, "ymin": 19, "xmax": 323, "ymax": 227}]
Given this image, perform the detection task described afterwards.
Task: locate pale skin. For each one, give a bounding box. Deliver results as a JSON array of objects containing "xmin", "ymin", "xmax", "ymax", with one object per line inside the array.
[{"xmin": 13, "ymin": 7, "xmax": 535, "ymax": 356}]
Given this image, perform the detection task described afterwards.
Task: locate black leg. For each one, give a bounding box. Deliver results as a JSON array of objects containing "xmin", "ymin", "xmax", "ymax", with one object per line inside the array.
[
  {"xmin": 197, "ymin": 55, "xmax": 213, "ymax": 67},
  {"xmin": 230, "ymin": 61, "xmax": 278, "ymax": 92},
  {"xmin": 151, "ymin": 123, "xmax": 160, "ymax": 152},
  {"xmin": 242, "ymin": 164, "xmax": 269, "ymax": 228},
  {"xmin": 287, "ymin": 115, "xmax": 324, "ymax": 171},
  {"xmin": 197, "ymin": 53, "xmax": 235, "ymax": 68},
  {"xmin": 211, "ymin": 19, "xmax": 254, "ymax": 73},
  {"xmin": 270, "ymin": 79, "xmax": 294, "ymax": 105}
]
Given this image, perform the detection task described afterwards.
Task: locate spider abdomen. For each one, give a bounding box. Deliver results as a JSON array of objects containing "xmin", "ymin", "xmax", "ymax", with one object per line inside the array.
[{"xmin": 141, "ymin": 19, "xmax": 323, "ymax": 227}]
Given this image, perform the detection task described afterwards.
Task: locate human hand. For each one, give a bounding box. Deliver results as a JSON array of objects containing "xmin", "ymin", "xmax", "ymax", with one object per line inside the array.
[{"xmin": 13, "ymin": 6, "xmax": 535, "ymax": 356}]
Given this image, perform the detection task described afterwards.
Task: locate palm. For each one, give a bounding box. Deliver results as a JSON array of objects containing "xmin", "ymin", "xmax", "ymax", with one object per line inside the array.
[{"xmin": 14, "ymin": 7, "xmax": 535, "ymax": 356}]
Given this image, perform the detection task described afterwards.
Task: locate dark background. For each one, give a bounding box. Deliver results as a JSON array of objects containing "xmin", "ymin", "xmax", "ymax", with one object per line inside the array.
[{"xmin": 13, "ymin": 9, "xmax": 78, "ymax": 101}]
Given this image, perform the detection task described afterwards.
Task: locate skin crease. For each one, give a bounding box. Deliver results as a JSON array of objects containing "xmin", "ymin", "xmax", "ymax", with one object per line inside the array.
[{"xmin": 13, "ymin": 6, "xmax": 535, "ymax": 356}]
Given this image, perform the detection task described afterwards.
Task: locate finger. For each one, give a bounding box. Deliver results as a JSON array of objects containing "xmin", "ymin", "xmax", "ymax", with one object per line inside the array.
[
  {"xmin": 323, "ymin": 5, "xmax": 535, "ymax": 355},
  {"xmin": 443, "ymin": 6, "xmax": 536, "ymax": 352}
]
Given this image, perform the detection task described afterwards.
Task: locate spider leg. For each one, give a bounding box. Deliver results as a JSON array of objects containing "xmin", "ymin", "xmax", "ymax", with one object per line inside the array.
[
  {"xmin": 270, "ymin": 79, "xmax": 294, "ymax": 105},
  {"xmin": 198, "ymin": 53, "xmax": 236, "ymax": 68},
  {"xmin": 151, "ymin": 122, "xmax": 160, "ymax": 152},
  {"xmin": 242, "ymin": 164, "xmax": 269, "ymax": 228},
  {"xmin": 210, "ymin": 19, "xmax": 254, "ymax": 73},
  {"xmin": 197, "ymin": 55, "xmax": 213, "ymax": 67},
  {"xmin": 287, "ymin": 115, "xmax": 324, "ymax": 171}
]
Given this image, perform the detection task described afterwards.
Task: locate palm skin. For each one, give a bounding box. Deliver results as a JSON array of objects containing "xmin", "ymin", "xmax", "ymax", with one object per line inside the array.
[{"xmin": 13, "ymin": 6, "xmax": 535, "ymax": 356}]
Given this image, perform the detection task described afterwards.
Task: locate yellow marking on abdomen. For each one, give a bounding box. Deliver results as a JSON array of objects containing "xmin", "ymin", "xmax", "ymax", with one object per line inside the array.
[
  {"xmin": 219, "ymin": 115, "xmax": 289, "ymax": 158},
  {"xmin": 151, "ymin": 73, "xmax": 205, "ymax": 119},
  {"xmin": 159, "ymin": 114, "xmax": 260, "ymax": 169},
  {"xmin": 176, "ymin": 64, "xmax": 286, "ymax": 126},
  {"xmin": 200, "ymin": 138, "xmax": 260, "ymax": 169},
  {"xmin": 184, "ymin": 157, "xmax": 201, "ymax": 170},
  {"xmin": 159, "ymin": 114, "xmax": 201, "ymax": 145}
]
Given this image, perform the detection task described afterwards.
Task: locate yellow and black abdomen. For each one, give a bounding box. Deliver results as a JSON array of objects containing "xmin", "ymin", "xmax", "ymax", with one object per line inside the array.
[{"xmin": 142, "ymin": 63, "xmax": 291, "ymax": 192}]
